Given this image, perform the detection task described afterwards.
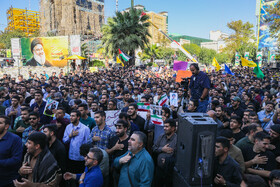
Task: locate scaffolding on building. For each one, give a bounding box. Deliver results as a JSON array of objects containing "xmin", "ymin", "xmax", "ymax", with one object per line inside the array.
[{"xmin": 6, "ymin": 6, "xmax": 40, "ymax": 36}]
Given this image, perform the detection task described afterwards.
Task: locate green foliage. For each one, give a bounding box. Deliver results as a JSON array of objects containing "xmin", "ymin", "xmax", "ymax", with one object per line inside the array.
[
  {"xmin": 199, "ymin": 48, "xmax": 217, "ymax": 64},
  {"xmin": 89, "ymin": 60, "xmax": 105, "ymax": 67},
  {"xmin": 177, "ymin": 43, "xmax": 201, "ymax": 61},
  {"xmin": 140, "ymin": 44, "xmax": 161, "ymax": 62},
  {"xmin": 223, "ymin": 20, "xmax": 256, "ymax": 63},
  {"xmin": 182, "ymin": 43, "xmax": 201, "ymax": 56},
  {"xmin": 147, "ymin": 62, "xmax": 153, "ymax": 66},
  {"xmin": 101, "ymin": 8, "xmax": 151, "ymax": 66},
  {"xmin": 216, "ymin": 52, "xmax": 231, "ymax": 63},
  {"xmin": 29, "ymin": 30, "xmax": 40, "ymax": 38},
  {"xmin": 0, "ymin": 29, "xmax": 26, "ymax": 49}
]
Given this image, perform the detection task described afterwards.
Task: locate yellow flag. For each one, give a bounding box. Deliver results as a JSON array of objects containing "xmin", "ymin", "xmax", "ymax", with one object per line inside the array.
[
  {"xmin": 212, "ymin": 57, "xmax": 221, "ymax": 71},
  {"xmin": 205, "ymin": 66, "xmax": 209, "ymax": 73},
  {"xmin": 116, "ymin": 56, "xmax": 124, "ymax": 67},
  {"xmin": 241, "ymin": 57, "xmax": 257, "ymax": 67}
]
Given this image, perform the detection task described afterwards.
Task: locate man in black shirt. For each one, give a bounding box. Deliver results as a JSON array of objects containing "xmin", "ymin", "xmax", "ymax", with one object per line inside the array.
[
  {"xmin": 213, "ymin": 137, "xmax": 242, "ymax": 187},
  {"xmin": 228, "ymin": 96, "xmax": 245, "ymax": 118},
  {"xmin": 230, "ymin": 116, "xmax": 245, "ymax": 144},
  {"xmin": 106, "ymin": 120, "xmax": 129, "ymax": 162},
  {"xmin": 244, "ymin": 131, "xmax": 276, "ymax": 178},
  {"xmin": 106, "ymin": 120, "xmax": 129, "ymax": 186},
  {"xmin": 153, "ymin": 119, "xmax": 177, "ymax": 187},
  {"xmin": 43, "ymin": 124, "xmax": 67, "ymax": 174},
  {"xmin": 268, "ymin": 124, "xmax": 280, "ymax": 159},
  {"xmin": 127, "ymin": 103, "xmax": 145, "ymax": 132}
]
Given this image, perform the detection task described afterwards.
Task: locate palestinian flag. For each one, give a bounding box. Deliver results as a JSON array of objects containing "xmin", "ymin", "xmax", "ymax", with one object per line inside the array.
[
  {"xmin": 137, "ymin": 102, "xmax": 150, "ymax": 112},
  {"xmin": 118, "ymin": 49, "xmax": 131, "ymax": 62},
  {"xmin": 151, "ymin": 115, "xmax": 163, "ymax": 126},
  {"xmin": 158, "ymin": 94, "xmax": 168, "ymax": 106}
]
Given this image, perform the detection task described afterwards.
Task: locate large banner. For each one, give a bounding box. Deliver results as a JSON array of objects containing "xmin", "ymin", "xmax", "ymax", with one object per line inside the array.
[
  {"xmin": 257, "ymin": 0, "xmax": 278, "ymax": 51},
  {"xmin": 21, "ymin": 36, "xmax": 69, "ymax": 67},
  {"xmin": 235, "ymin": 52, "xmax": 240, "ymax": 66},
  {"xmin": 257, "ymin": 52, "xmax": 263, "ymax": 67},
  {"xmin": 11, "ymin": 38, "xmax": 21, "ymax": 58}
]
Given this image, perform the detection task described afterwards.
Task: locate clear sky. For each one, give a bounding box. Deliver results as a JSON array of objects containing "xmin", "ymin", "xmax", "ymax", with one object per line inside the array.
[{"xmin": 0, "ymin": 0, "xmax": 258, "ymax": 39}]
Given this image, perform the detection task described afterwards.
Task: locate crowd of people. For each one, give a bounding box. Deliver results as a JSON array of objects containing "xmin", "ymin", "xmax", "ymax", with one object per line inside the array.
[{"xmin": 1, "ymin": 63, "xmax": 280, "ymax": 187}]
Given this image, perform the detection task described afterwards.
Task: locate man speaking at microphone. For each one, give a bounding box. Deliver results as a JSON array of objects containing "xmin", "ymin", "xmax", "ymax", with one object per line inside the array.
[{"xmin": 189, "ymin": 63, "xmax": 211, "ymax": 113}]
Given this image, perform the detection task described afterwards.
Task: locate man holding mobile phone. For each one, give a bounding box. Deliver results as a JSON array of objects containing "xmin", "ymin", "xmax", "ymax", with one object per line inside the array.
[{"xmin": 214, "ymin": 137, "xmax": 242, "ymax": 187}]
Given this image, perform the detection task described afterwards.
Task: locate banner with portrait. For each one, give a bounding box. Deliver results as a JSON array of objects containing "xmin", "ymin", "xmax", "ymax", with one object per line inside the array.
[
  {"xmin": 235, "ymin": 52, "xmax": 240, "ymax": 66},
  {"xmin": 257, "ymin": 52, "xmax": 263, "ymax": 67},
  {"xmin": 21, "ymin": 36, "xmax": 69, "ymax": 67}
]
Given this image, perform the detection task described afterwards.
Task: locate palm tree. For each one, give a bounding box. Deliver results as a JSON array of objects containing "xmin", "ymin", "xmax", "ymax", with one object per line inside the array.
[
  {"xmin": 101, "ymin": 8, "xmax": 150, "ymax": 66},
  {"xmin": 140, "ymin": 44, "xmax": 161, "ymax": 62}
]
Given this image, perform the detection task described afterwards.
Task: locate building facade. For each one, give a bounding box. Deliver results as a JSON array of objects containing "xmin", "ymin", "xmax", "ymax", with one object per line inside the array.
[
  {"xmin": 40, "ymin": 0, "xmax": 104, "ymax": 37},
  {"xmin": 6, "ymin": 6, "xmax": 40, "ymax": 36}
]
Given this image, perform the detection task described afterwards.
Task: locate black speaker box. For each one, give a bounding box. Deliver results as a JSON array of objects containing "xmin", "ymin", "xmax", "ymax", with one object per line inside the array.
[{"xmin": 175, "ymin": 113, "xmax": 217, "ymax": 186}]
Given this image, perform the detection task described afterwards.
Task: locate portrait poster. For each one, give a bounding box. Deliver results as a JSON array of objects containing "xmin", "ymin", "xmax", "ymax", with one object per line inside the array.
[
  {"xmin": 235, "ymin": 52, "xmax": 240, "ymax": 66},
  {"xmin": 257, "ymin": 52, "xmax": 263, "ymax": 67},
  {"xmin": 21, "ymin": 36, "xmax": 69, "ymax": 67},
  {"xmin": 150, "ymin": 105, "xmax": 162, "ymax": 116},
  {"xmin": 43, "ymin": 98, "xmax": 59, "ymax": 117},
  {"xmin": 170, "ymin": 92, "xmax": 178, "ymax": 107}
]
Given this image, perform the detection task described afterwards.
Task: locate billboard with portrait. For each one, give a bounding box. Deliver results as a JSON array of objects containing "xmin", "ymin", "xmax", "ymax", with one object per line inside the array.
[
  {"xmin": 257, "ymin": 0, "xmax": 278, "ymax": 51},
  {"xmin": 21, "ymin": 36, "xmax": 69, "ymax": 67}
]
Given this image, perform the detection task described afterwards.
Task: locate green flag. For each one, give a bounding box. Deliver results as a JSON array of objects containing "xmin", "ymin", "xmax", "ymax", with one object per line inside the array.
[{"xmin": 253, "ymin": 64, "xmax": 264, "ymax": 79}]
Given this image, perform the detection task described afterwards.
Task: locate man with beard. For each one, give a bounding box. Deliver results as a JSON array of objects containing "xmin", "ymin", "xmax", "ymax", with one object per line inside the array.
[
  {"xmin": 244, "ymin": 132, "xmax": 276, "ymax": 178},
  {"xmin": 63, "ymin": 110, "xmax": 90, "ymax": 174},
  {"xmin": 228, "ymin": 96, "xmax": 245, "ymax": 118},
  {"xmin": 78, "ymin": 103, "xmax": 96, "ymax": 131},
  {"xmin": 99, "ymin": 94, "xmax": 109, "ymax": 111},
  {"xmin": 213, "ymin": 137, "xmax": 242, "ymax": 187},
  {"xmin": 215, "ymin": 105, "xmax": 230, "ymax": 129},
  {"xmin": 5, "ymin": 96, "xmax": 21, "ymax": 128},
  {"xmin": 230, "ymin": 116, "xmax": 245, "ymax": 144},
  {"xmin": 106, "ymin": 120, "xmax": 129, "ymax": 186},
  {"xmin": 127, "ymin": 103, "xmax": 145, "ymax": 132},
  {"xmin": 91, "ymin": 100, "xmax": 99, "ymax": 112},
  {"xmin": 50, "ymin": 107, "xmax": 70, "ymax": 141},
  {"xmin": 88, "ymin": 111, "xmax": 114, "ymax": 149},
  {"xmin": 153, "ymin": 119, "xmax": 177, "ymax": 187},
  {"xmin": 63, "ymin": 148, "xmax": 103, "ymax": 187},
  {"xmin": 31, "ymin": 91, "xmax": 52, "ymax": 125},
  {"xmin": 0, "ymin": 115, "xmax": 22, "ymax": 187},
  {"xmin": 11, "ymin": 107, "xmax": 30, "ymax": 137},
  {"xmin": 22, "ymin": 112, "xmax": 43, "ymax": 146},
  {"xmin": 189, "ymin": 63, "xmax": 211, "ymax": 113},
  {"xmin": 114, "ymin": 131, "xmax": 154, "ymax": 186},
  {"xmin": 43, "ymin": 124, "xmax": 67, "ymax": 174},
  {"xmin": 26, "ymin": 38, "xmax": 52, "ymax": 67},
  {"xmin": 268, "ymin": 125, "xmax": 280, "ymax": 160},
  {"xmin": 15, "ymin": 132, "xmax": 61, "ymax": 186},
  {"xmin": 258, "ymin": 101, "xmax": 275, "ymax": 130},
  {"xmin": 107, "ymin": 99, "xmax": 118, "ymax": 111}
]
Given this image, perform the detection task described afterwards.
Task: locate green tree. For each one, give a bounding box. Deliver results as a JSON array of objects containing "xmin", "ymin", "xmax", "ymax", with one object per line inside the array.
[
  {"xmin": 140, "ymin": 44, "xmax": 161, "ymax": 62},
  {"xmin": 266, "ymin": 2, "xmax": 280, "ymax": 44},
  {"xmin": 0, "ymin": 29, "xmax": 26, "ymax": 49},
  {"xmin": 177, "ymin": 43, "xmax": 201, "ymax": 61},
  {"xmin": 101, "ymin": 8, "xmax": 150, "ymax": 66},
  {"xmin": 223, "ymin": 20, "xmax": 256, "ymax": 63},
  {"xmin": 199, "ymin": 48, "xmax": 217, "ymax": 64},
  {"xmin": 216, "ymin": 52, "xmax": 231, "ymax": 63}
]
